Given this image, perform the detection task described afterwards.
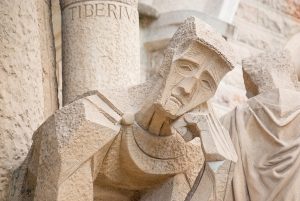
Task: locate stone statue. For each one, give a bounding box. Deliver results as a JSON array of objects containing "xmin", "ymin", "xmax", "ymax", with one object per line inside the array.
[
  {"xmin": 222, "ymin": 50, "xmax": 300, "ymax": 201},
  {"xmin": 10, "ymin": 17, "xmax": 237, "ymax": 201}
]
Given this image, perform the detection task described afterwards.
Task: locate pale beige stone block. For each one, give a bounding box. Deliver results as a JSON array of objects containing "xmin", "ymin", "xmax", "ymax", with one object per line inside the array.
[
  {"xmin": 60, "ymin": 0, "xmax": 141, "ymax": 105},
  {"xmin": 0, "ymin": 1, "xmax": 44, "ymax": 199}
]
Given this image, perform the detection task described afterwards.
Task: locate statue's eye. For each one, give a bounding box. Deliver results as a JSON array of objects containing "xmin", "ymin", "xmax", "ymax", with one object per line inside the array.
[
  {"xmin": 175, "ymin": 60, "xmax": 198, "ymax": 76},
  {"xmin": 200, "ymin": 71, "xmax": 216, "ymax": 91},
  {"xmin": 201, "ymin": 80, "xmax": 211, "ymax": 89},
  {"xmin": 180, "ymin": 65, "xmax": 193, "ymax": 72}
]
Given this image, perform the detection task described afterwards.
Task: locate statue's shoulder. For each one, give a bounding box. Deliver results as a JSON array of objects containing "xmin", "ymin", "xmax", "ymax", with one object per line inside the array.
[
  {"xmin": 31, "ymin": 90, "xmax": 125, "ymax": 154},
  {"xmin": 27, "ymin": 90, "xmax": 123, "ymax": 185}
]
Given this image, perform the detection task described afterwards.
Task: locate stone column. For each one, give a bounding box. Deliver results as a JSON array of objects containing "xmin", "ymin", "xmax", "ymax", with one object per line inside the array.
[
  {"xmin": 60, "ymin": 0, "xmax": 140, "ymax": 105},
  {"xmin": 0, "ymin": 1, "xmax": 44, "ymax": 200}
]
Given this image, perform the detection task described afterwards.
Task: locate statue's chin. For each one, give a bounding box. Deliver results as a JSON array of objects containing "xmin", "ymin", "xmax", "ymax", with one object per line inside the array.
[{"xmin": 163, "ymin": 100, "xmax": 180, "ymax": 119}]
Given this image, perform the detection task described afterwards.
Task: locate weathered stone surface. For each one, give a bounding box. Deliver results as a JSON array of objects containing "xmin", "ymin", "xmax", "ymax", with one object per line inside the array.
[
  {"xmin": 223, "ymin": 50, "xmax": 300, "ymax": 201},
  {"xmin": 236, "ymin": 1, "xmax": 300, "ymax": 37},
  {"xmin": 61, "ymin": 0, "xmax": 140, "ymax": 105},
  {"xmin": 5, "ymin": 0, "xmax": 300, "ymax": 200},
  {"xmin": 49, "ymin": 0, "xmax": 300, "ymax": 117},
  {"xmin": 140, "ymin": 11, "xmax": 236, "ymax": 83},
  {"xmin": 235, "ymin": 18, "xmax": 286, "ymax": 50},
  {"xmin": 0, "ymin": 1, "xmax": 44, "ymax": 200},
  {"xmin": 36, "ymin": 0, "xmax": 58, "ymax": 117},
  {"xmin": 13, "ymin": 17, "xmax": 238, "ymax": 201},
  {"xmin": 99, "ymin": 17, "xmax": 236, "ymax": 201},
  {"xmin": 215, "ymin": 0, "xmax": 300, "ymax": 115},
  {"xmin": 256, "ymin": 0, "xmax": 300, "ymax": 19},
  {"xmin": 186, "ymin": 161, "xmax": 233, "ymax": 201},
  {"xmin": 243, "ymin": 50, "xmax": 298, "ymax": 96},
  {"xmin": 285, "ymin": 33, "xmax": 300, "ymax": 79},
  {"xmin": 150, "ymin": 0, "xmax": 240, "ymax": 23},
  {"xmin": 138, "ymin": 1, "xmax": 159, "ymax": 18},
  {"xmin": 140, "ymin": 174, "xmax": 191, "ymax": 201},
  {"xmin": 8, "ymin": 93, "xmax": 119, "ymax": 201}
]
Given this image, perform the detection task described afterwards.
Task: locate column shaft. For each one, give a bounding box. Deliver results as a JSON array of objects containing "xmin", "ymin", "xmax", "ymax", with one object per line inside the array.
[{"xmin": 61, "ymin": 0, "xmax": 140, "ymax": 105}]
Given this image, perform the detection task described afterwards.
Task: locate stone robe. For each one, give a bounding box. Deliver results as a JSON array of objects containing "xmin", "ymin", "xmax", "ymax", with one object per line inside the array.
[{"xmin": 222, "ymin": 88, "xmax": 300, "ymax": 201}]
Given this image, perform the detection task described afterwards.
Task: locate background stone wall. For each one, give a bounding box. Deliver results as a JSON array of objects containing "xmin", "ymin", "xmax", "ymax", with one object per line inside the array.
[{"xmin": 0, "ymin": 0, "xmax": 57, "ymax": 199}]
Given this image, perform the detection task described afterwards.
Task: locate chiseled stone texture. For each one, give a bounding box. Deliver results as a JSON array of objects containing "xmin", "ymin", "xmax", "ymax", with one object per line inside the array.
[
  {"xmin": 50, "ymin": 0, "xmax": 300, "ymax": 114},
  {"xmin": 52, "ymin": 0, "xmax": 63, "ymax": 107},
  {"xmin": 212, "ymin": 0, "xmax": 300, "ymax": 115},
  {"xmin": 258, "ymin": 0, "xmax": 300, "ymax": 19},
  {"xmin": 223, "ymin": 50, "xmax": 300, "ymax": 201},
  {"xmin": 236, "ymin": 0, "xmax": 300, "ymax": 37},
  {"xmin": 61, "ymin": 0, "xmax": 140, "ymax": 105},
  {"xmin": 285, "ymin": 33, "xmax": 300, "ymax": 78},
  {"xmin": 10, "ymin": 17, "xmax": 237, "ymax": 201},
  {"xmin": 0, "ymin": 0, "xmax": 44, "ymax": 200},
  {"xmin": 235, "ymin": 20, "xmax": 286, "ymax": 50},
  {"xmin": 36, "ymin": 0, "xmax": 58, "ymax": 118},
  {"xmin": 234, "ymin": 0, "xmax": 300, "ymax": 53}
]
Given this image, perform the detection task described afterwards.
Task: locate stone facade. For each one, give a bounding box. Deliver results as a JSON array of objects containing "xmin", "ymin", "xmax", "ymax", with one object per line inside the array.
[
  {"xmin": 0, "ymin": 0, "xmax": 56, "ymax": 200},
  {"xmin": 1, "ymin": 0, "xmax": 300, "ymax": 201}
]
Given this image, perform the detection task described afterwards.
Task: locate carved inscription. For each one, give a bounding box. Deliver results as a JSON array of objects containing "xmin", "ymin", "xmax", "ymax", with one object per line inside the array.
[{"xmin": 68, "ymin": 1, "xmax": 138, "ymax": 23}]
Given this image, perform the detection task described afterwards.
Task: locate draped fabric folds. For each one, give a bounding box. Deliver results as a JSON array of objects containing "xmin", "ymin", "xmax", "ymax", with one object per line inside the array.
[{"xmin": 222, "ymin": 89, "xmax": 300, "ymax": 201}]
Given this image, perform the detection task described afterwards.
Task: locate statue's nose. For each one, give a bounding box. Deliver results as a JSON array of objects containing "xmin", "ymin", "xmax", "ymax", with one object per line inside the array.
[{"xmin": 176, "ymin": 77, "xmax": 197, "ymax": 96}]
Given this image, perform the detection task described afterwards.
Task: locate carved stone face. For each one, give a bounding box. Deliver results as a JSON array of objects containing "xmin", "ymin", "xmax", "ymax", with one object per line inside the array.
[{"xmin": 158, "ymin": 41, "xmax": 228, "ymax": 118}]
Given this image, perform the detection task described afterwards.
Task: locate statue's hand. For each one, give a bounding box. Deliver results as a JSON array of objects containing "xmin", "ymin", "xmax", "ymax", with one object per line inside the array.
[
  {"xmin": 172, "ymin": 112, "xmax": 205, "ymax": 141},
  {"xmin": 175, "ymin": 111, "xmax": 237, "ymax": 161}
]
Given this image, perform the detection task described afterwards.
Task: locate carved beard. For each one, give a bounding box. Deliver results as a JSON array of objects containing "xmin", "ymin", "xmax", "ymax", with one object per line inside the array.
[
  {"xmin": 135, "ymin": 103, "xmax": 173, "ymax": 136},
  {"xmin": 163, "ymin": 97, "xmax": 181, "ymax": 119}
]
